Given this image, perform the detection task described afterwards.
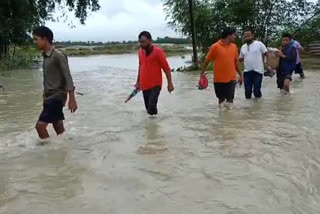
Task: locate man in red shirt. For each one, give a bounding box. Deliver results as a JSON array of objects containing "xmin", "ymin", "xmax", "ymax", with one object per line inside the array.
[{"xmin": 135, "ymin": 31, "xmax": 174, "ymax": 115}]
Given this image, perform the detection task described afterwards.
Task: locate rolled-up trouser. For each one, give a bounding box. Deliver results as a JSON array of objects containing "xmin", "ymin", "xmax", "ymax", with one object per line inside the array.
[{"xmin": 277, "ymin": 72, "xmax": 293, "ymax": 90}]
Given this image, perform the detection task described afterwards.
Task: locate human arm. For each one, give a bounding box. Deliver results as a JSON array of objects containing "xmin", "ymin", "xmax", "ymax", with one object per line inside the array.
[
  {"xmin": 164, "ymin": 71, "xmax": 174, "ymax": 93},
  {"xmin": 239, "ymin": 46, "xmax": 244, "ymax": 63},
  {"xmin": 261, "ymin": 42, "xmax": 268, "ymax": 68},
  {"xmin": 298, "ymin": 46, "xmax": 304, "ymax": 54},
  {"xmin": 296, "ymin": 41, "xmax": 304, "ymax": 53},
  {"xmin": 159, "ymin": 50, "xmax": 174, "ymax": 93},
  {"xmin": 200, "ymin": 46, "xmax": 214, "ymax": 76},
  {"xmin": 235, "ymin": 47, "xmax": 243, "ymax": 85},
  {"xmin": 135, "ymin": 52, "xmax": 141, "ymax": 89},
  {"xmin": 277, "ymin": 47, "xmax": 297, "ymax": 61},
  {"xmin": 57, "ymin": 53, "xmax": 77, "ymax": 113},
  {"xmin": 200, "ymin": 60, "xmax": 211, "ymax": 77},
  {"xmin": 135, "ymin": 67, "xmax": 140, "ymax": 89}
]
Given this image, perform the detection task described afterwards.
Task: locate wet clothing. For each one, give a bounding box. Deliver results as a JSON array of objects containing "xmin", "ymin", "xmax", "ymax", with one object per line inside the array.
[
  {"xmin": 278, "ymin": 41, "xmax": 297, "ymax": 76},
  {"xmin": 292, "ymin": 40, "xmax": 302, "ymax": 64},
  {"xmin": 38, "ymin": 97, "xmax": 65, "ymax": 123},
  {"xmin": 138, "ymin": 45, "xmax": 171, "ymax": 91},
  {"xmin": 292, "ymin": 40, "xmax": 305, "ymax": 76},
  {"xmin": 240, "ymin": 41, "xmax": 267, "ymax": 99},
  {"xmin": 143, "ymin": 86, "xmax": 161, "ymax": 115},
  {"xmin": 277, "ymin": 73, "xmax": 292, "ymax": 90},
  {"xmin": 214, "ymin": 81, "xmax": 237, "ymax": 101},
  {"xmin": 206, "ymin": 40, "xmax": 238, "ymax": 83},
  {"xmin": 294, "ymin": 63, "xmax": 304, "ymax": 75},
  {"xmin": 240, "ymin": 41, "xmax": 268, "ymax": 74},
  {"xmin": 39, "ymin": 46, "xmax": 74, "ymax": 123},
  {"xmin": 244, "ymin": 71, "xmax": 263, "ymax": 99},
  {"xmin": 42, "ymin": 46, "xmax": 74, "ymax": 101},
  {"xmin": 277, "ymin": 41, "xmax": 297, "ymax": 89}
]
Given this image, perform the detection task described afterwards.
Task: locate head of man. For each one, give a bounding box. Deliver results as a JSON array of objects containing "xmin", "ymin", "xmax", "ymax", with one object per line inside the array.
[
  {"xmin": 139, "ymin": 31, "xmax": 152, "ymax": 50},
  {"xmin": 221, "ymin": 27, "xmax": 237, "ymax": 43},
  {"xmin": 244, "ymin": 29, "xmax": 255, "ymax": 44},
  {"xmin": 282, "ymin": 33, "xmax": 292, "ymax": 47},
  {"xmin": 33, "ymin": 26, "xmax": 53, "ymax": 50}
]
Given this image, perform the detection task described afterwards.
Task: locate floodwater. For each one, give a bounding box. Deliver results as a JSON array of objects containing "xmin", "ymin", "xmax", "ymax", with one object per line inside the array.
[{"xmin": 0, "ymin": 54, "xmax": 320, "ymax": 214}]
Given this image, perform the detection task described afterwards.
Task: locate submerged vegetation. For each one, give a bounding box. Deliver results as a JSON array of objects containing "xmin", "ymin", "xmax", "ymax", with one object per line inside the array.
[
  {"xmin": 60, "ymin": 43, "xmax": 192, "ymax": 57},
  {"xmin": 0, "ymin": 46, "xmax": 40, "ymax": 72}
]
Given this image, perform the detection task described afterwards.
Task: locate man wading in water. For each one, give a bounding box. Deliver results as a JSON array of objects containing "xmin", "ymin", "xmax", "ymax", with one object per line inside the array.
[
  {"xmin": 200, "ymin": 27, "xmax": 243, "ymax": 109},
  {"xmin": 276, "ymin": 33, "xmax": 297, "ymax": 94},
  {"xmin": 239, "ymin": 29, "xmax": 268, "ymax": 99},
  {"xmin": 33, "ymin": 26, "xmax": 78, "ymax": 140},
  {"xmin": 292, "ymin": 38, "xmax": 305, "ymax": 79},
  {"xmin": 135, "ymin": 31, "xmax": 174, "ymax": 115}
]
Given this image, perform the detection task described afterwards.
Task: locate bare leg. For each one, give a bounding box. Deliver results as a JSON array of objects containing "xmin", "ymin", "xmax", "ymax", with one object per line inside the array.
[
  {"xmin": 35, "ymin": 121, "xmax": 49, "ymax": 139},
  {"xmin": 283, "ymin": 79, "xmax": 290, "ymax": 93},
  {"xmin": 53, "ymin": 120, "xmax": 65, "ymax": 136}
]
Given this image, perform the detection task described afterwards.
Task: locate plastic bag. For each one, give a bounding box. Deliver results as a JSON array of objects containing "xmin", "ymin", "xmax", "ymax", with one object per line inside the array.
[{"xmin": 198, "ymin": 73, "xmax": 208, "ymax": 90}]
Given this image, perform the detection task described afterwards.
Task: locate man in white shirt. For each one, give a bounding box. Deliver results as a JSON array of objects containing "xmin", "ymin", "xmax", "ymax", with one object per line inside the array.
[
  {"xmin": 239, "ymin": 29, "xmax": 268, "ymax": 99},
  {"xmin": 292, "ymin": 39, "xmax": 305, "ymax": 78}
]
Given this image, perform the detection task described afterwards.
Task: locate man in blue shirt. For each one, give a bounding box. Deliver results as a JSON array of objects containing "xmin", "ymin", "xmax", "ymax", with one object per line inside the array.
[{"xmin": 276, "ymin": 33, "xmax": 297, "ymax": 94}]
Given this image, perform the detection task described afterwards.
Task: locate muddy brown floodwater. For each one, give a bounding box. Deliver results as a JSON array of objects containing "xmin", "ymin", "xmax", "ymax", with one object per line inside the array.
[{"xmin": 0, "ymin": 54, "xmax": 320, "ymax": 214}]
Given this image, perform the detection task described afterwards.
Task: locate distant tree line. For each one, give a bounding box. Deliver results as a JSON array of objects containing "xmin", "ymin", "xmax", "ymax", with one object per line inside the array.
[{"xmin": 54, "ymin": 37, "xmax": 191, "ymax": 47}]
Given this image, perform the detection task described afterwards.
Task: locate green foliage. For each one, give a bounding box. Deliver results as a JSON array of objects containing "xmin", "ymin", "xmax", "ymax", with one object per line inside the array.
[
  {"xmin": 0, "ymin": 0, "xmax": 100, "ymax": 58},
  {"xmin": 155, "ymin": 37, "xmax": 191, "ymax": 44},
  {"xmin": 293, "ymin": 14, "xmax": 320, "ymax": 46},
  {"xmin": 0, "ymin": 46, "xmax": 40, "ymax": 72},
  {"xmin": 164, "ymin": 0, "xmax": 320, "ymax": 52}
]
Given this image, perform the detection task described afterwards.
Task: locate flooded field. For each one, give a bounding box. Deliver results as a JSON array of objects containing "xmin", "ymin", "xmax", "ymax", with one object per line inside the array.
[{"xmin": 0, "ymin": 54, "xmax": 319, "ymax": 214}]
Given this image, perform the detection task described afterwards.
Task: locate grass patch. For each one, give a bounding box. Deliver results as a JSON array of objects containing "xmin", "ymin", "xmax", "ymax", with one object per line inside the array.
[{"xmin": 61, "ymin": 43, "xmax": 192, "ymax": 57}]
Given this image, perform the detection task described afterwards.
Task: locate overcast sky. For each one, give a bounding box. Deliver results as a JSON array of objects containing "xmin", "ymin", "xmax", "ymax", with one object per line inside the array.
[
  {"xmin": 47, "ymin": 0, "xmax": 179, "ymax": 42},
  {"xmin": 47, "ymin": 0, "xmax": 318, "ymax": 42}
]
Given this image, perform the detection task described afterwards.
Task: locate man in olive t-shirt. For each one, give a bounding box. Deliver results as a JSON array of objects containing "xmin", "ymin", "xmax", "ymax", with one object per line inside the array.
[{"xmin": 33, "ymin": 26, "xmax": 78, "ymax": 140}]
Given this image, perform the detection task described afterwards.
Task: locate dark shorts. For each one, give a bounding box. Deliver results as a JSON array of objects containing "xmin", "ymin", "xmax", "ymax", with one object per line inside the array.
[
  {"xmin": 214, "ymin": 80, "xmax": 237, "ymax": 101},
  {"xmin": 294, "ymin": 63, "xmax": 304, "ymax": 74},
  {"xmin": 38, "ymin": 98, "xmax": 65, "ymax": 123},
  {"xmin": 277, "ymin": 73, "xmax": 292, "ymax": 89},
  {"xmin": 143, "ymin": 86, "xmax": 161, "ymax": 115}
]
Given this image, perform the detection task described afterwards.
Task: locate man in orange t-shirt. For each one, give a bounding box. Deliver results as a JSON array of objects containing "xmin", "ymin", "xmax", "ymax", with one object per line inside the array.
[
  {"xmin": 135, "ymin": 31, "xmax": 174, "ymax": 115},
  {"xmin": 200, "ymin": 27, "xmax": 242, "ymax": 109}
]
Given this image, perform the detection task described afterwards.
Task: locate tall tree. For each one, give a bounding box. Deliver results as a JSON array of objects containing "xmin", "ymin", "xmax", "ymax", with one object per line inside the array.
[
  {"xmin": 163, "ymin": 0, "xmax": 320, "ymax": 52},
  {"xmin": 0, "ymin": 0, "xmax": 100, "ymax": 58},
  {"xmin": 188, "ymin": 0, "xmax": 198, "ymax": 64}
]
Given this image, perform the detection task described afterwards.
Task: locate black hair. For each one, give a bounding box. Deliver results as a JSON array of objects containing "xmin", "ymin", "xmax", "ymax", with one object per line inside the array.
[
  {"xmin": 282, "ymin": 32, "xmax": 292, "ymax": 39},
  {"xmin": 138, "ymin": 31, "xmax": 152, "ymax": 40},
  {"xmin": 244, "ymin": 28, "xmax": 255, "ymax": 34},
  {"xmin": 33, "ymin": 26, "xmax": 54, "ymax": 44},
  {"xmin": 221, "ymin": 27, "xmax": 236, "ymax": 39}
]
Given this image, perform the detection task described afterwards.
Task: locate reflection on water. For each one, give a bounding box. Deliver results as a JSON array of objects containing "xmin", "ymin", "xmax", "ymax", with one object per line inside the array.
[
  {"xmin": 0, "ymin": 53, "xmax": 320, "ymax": 214},
  {"xmin": 137, "ymin": 120, "xmax": 169, "ymax": 155}
]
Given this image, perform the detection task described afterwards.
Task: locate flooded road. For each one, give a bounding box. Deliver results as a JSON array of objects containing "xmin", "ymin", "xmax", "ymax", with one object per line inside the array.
[{"xmin": 0, "ymin": 54, "xmax": 320, "ymax": 214}]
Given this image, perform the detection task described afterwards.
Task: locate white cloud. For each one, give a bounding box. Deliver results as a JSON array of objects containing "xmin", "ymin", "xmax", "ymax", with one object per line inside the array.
[{"xmin": 46, "ymin": 0, "xmax": 179, "ymax": 42}]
